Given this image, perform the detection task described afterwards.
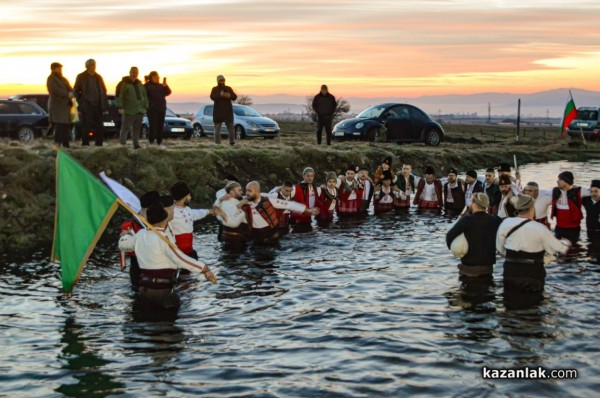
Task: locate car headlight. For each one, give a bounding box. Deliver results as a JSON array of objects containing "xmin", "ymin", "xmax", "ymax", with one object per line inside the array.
[{"xmin": 355, "ymin": 122, "xmax": 364, "ymax": 129}]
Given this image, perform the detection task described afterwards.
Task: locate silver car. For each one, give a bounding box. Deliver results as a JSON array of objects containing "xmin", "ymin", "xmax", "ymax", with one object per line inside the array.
[{"xmin": 192, "ymin": 104, "xmax": 280, "ymax": 139}]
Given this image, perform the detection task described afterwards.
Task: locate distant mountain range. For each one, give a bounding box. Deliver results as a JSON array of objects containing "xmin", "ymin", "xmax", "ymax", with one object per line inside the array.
[{"xmin": 169, "ymin": 88, "xmax": 600, "ymax": 118}]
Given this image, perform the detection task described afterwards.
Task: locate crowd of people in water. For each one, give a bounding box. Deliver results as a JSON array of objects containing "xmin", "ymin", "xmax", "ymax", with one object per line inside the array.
[{"xmin": 117, "ymin": 156, "xmax": 600, "ymax": 309}]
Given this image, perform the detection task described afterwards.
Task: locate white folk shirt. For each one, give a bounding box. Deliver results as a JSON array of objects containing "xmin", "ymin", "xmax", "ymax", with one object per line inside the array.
[
  {"xmin": 496, "ymin": 217, "xmax": 569, "ymax": 256},
  {"xmin": 118, "ymin": 228, "xmax": 206, "ymax": 273},
  {"xmin": 534, "ymin": 189, "xmax": 553, "ymax": 220},
  {"xmin": 170, "ymin": 205, "xmax": 210, "ymax": 236},
  {"xmin": 422, "ymin": 182, "xmax": 438, "ymax": 202},
  {"xmin": 249, "ymin": 197, "xmax": 306, "ymax": 229},
  {"xmin": 336, "ymin": 178, "xmax": 358, "ymax": 200}
]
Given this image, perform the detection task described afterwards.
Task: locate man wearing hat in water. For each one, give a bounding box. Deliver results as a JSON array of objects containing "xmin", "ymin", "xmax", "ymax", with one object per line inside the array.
[
  {"xmin": 582, "ymin": 180, "xmax": 600, "ymax": 247},
  {"xmin": 210, "ymin": 75, "xmax": 238, "ymax": 145},
  {"xmin": 291, "ymin": 167, "xmax": 322, "ymax": 226},
  {"xmin": 119, "ymin": 203, "xmax": 215, "ymax": 309},
  {"xmin": 414, "ymin": 166, "xmax": 443, "ymax": 209},
  {"xmin": 497, "ymin": 174, "xmax": 517, "ymax": 219},
  {"xmin": 444, "ymin": 167, "xmax": 466, "ymax": 214},
  {"xmin": 497, "ymin": 194, "xmax": 571, "ymax": 293},
  {"xmin": 336, "ymin": 165, "xmax": 364, "ymax": 217},
  {"xmin": 446, "ymin": 192, "xmax": 502, "ymax": 278},
  {"xmin": 312, "ymin": 84, "xmax": 337, "ymax": 145},
  {"xmin": 464, "ymin": 170, "xmax": 483, "ymax": 207},
  {"xmin": 551, "ymin": 171, "xmax": 592, "ymax": 243}
]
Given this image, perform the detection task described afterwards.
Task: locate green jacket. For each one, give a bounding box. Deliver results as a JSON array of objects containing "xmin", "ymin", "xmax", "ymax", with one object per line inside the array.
[{"xmin": 116, "ymin": 78, "xmax": 149, "ymax": 116}]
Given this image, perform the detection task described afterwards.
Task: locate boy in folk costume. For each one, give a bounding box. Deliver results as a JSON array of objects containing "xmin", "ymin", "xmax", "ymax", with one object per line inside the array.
[
  {"xmin": 318, "ymin": 172, "xmax": 339, "ymax": 224},
  {"xmin": 336, "ymin": 165, "xmax": 364, "ymax": 217},
  {"xmin": 413, "ymin": 166, "xmax": 443, "ymax": 209},
  {"xmin": 395, "ymin": 163, "xmax": 417, "ymax": 209},
  {"xmin": 373, "ymin": 170, "xmax": 402, "ymax": 214}
]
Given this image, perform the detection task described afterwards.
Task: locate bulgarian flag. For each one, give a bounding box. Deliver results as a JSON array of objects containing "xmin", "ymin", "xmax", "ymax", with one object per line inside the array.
[
  {"xmin": 51, "ymin": 150, "xmax": 119, "ymax": 293},
  {"xmin": 560, "ymin": 91, "xmax": 578, "ymax": 137}
]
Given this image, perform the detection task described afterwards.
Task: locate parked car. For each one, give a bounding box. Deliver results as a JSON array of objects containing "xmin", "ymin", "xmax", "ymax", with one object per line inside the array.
[
  {"xmin": 0, "ymin": 99, "xmax": 49, "ymax": 140},
  {"xmin": 567, "ymin": 107, "xmax": 600, "ymax": 141},
  {"xmin": 141, "ymin": 108, "xmax": 193, "ymax": 140},
  {"xmin": 192, "ymin": 104, "xmax": 280, "ymax": 139},
  {"xmin": 332, "ymin": 103, "xmax": 444, "ymax": 146}
]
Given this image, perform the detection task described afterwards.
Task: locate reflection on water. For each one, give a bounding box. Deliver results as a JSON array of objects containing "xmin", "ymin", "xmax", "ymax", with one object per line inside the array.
[{"xmin": 1, "ymin": 160, "xmax": 599, "ymax": 396}]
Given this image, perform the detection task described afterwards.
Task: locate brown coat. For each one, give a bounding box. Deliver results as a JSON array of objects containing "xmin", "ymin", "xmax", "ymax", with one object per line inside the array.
[{"xmin": 46, "ymin": 73, "xmax": 73, "ymax": 125}]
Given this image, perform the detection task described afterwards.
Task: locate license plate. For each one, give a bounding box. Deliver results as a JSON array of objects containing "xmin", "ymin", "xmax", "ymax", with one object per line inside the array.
[
  {"xmin": 334, "ymin": 131, "xmax": 344, "ymax": 137},
  {"xmin": 171, "ymin": 128, "xmax": 185, "ymax": 133},
  {"xmin": 104, "ymin": 122, "xmax": 115, "ymax": 127}
]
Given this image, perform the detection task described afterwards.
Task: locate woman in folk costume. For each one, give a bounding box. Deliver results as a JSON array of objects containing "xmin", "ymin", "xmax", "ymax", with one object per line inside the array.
[
  {"xmin": 373, "ymin": 170, "xmax": 402, "ymax": 214},
  {"xmin": 336, "ymin": 165, "xmax": 364, "ymax": 217},
  {"xmin": 413, "ymin": 166, "xmax": 443, "ymax": 209},
  {"xmin": 318, "ymin": 172, "xmax": 339, "ymax": 224}
]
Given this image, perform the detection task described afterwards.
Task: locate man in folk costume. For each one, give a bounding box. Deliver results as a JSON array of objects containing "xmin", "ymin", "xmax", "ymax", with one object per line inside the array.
[
  {"xmin": 395, "ymin": 163, "xmax": 417, "ymax": 210},
  {"xmin": 551, "ymin": 171, "xmax": 591, "ymax": 244},
  {"xmin": 241, "ymin": 181, "xmax": 318, "ymax": 244},
  {"xmin": 291, "ymin": 167, "xmax": 322, "ymax": 226},
  {"xmin": 522, "ymin": 182, "xmax": 552, "ymax": 228},
  {"xmin": 582, "ymin": 180, "xmax": 600, "ymax": 249},
  {"xmin": 444, "ymin": 167, "xmax": 466, "ymax": 214},
  {"xmin": 169, "ymin": 181, "xmax": 218, "ymax": 261},
  {"xmin": 119, "ymin": 203, "xmax": 216, "ymax": 309},
  {"xmin": 119, "ymin": 190, "xmax": 159, "ymax": 291},
  {"xmin": 373, "ymin": 170, "xmax": 402, "ymax": 214},
  {"xmin": 336, "ymin": 165, "xmax": 364, "ymax": 217},
  {"xmin": 268, "ymin": 180, "xmax": 295, "ymax": 235},
  {"xmin": 497, "ymin": 195, "xmax": 570, "ymax": 295},
  {"xmin": 373, "ymin": 157, "xmax": 397, "ymax": 186},
  {"xmin": 483, "ymin": 168, "xmax": 501, "ymax": 215},
  {"xmin": 497, "ymin": 174, "xmax": 517, "ymax": 219},
  {"xmin": 357, "ymin": 166, "xmax": 374, "ymax": 214},
  {"xmin": 413, "ymin": 166, "xmax": 443, "ymax": 209},
  {"xmin": 215, "ymin": 181, "xmax": 248, "ymax": 244},
  {"xmin": 498, "ymin": 162, "xmax": 522, "ymax": 195},
  {"xmin": 464, "ymin": 170, "xmax": 483, "ymax": 208},
  {"xmin": 318, "ymin": 172, "xmax": 338, "ymax": 224}
]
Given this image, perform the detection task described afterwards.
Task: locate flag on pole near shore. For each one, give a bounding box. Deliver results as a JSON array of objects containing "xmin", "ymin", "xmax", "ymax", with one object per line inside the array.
[
  {"xmin": 51, "ymin": 150, "xmax": 119, "ymax": 293},
  {"xmin": 560, "ymin": 91, "xmax": 578, "ymax": 137}
]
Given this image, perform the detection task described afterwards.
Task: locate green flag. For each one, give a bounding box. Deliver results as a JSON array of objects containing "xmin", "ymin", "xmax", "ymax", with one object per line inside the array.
[{"xmin": 51, "ymin": 150, "xmax": 119, "ymax": 293}]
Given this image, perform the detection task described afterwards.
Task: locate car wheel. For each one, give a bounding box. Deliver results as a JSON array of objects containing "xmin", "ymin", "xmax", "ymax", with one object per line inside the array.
[
  {"xmin": 193, "ymin": 124, "xmax": 204, "ymax": 138},
  {"xmin": 366, "ymin": 127, "xmax": 385, "ymax": 143},
  {"xmin": 235, "ymin": 125, "xmax": 246, "ymax": 140},
  {"xmin": 17, "ymin": 126, "xmax": 35, "ymax": 141},
  {"xmin": 425, "ymin": 129, "xmax": 441, "ymax": 146},
  {"xmin": 141, "ymin": 126, "xmax": 148, "ymax": 139}
]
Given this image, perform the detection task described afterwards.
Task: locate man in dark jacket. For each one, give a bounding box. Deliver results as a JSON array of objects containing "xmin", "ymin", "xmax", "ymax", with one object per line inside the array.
[
  {"xmin": 145, "ymin": 71, "xmax": 172, "ymax": 146},
  {"xmin": 312, "ymin": 85, "xmax": 336, "ymax": 145},
  {"xmin": 446, "ymin": 192, "xmax": 502, "ymax": 278},
  {"xmin": 210, "ymin": 75, "xmax": 237, "ymax": 145},
  {"xmin": 73, "ymin": 59, "xmax": 109, "ymax": 146},
  {"xmin": 46, "ymin": 62, "xmax": 73, "ymax": 149}
]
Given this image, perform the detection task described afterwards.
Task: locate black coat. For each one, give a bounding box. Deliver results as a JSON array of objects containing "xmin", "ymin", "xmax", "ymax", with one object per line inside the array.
[
  {"xmin": 145, "ymin": 82, "xmax": 172, "ymax": 112},
  {"xmin": 73, "ymin": 71, "xmax": 108, "ymax": 112},
  {"xmin": 312, "ymin": 93, "xmax": 337, "ymax": 117},
  {"xmin": 446, "ymin": 211, "xmax": 503, "ymax": 266},
  {"xmin": 210, "ymin": 85, "xmax": 237, "ymax": 123}
]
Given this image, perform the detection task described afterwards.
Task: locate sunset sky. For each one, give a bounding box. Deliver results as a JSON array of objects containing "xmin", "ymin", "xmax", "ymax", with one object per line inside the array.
[{"xmin": 0, "ymin": 0, "xmax": 599, "ymax": 102}]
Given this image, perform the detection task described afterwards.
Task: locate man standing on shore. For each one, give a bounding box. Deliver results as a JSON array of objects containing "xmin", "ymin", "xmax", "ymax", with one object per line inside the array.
[
  {"xmin": 312, "ymin": 85, "xmax": 337, "ymax": 145},
  {"xmin": 117, "ymin": 67, "xmax": 149, "ymax": 149},
  {"xmin": 73, "ymin": 59, "xmax": 109, "ymax": 146},
  {"xmin": 210, "ymin": 75, "xmax": 237, "ymax": 145}
]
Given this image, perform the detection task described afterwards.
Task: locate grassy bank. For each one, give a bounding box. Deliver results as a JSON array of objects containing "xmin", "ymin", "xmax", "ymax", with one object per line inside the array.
[{"xmin": 1, "ymin": 121, "xmax": 597, "ymax": 259}]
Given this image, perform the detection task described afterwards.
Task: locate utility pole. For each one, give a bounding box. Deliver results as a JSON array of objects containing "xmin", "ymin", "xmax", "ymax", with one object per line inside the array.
[{"xmin": 515, "ymin": 99, "xmax": 521, "ymax": 142}]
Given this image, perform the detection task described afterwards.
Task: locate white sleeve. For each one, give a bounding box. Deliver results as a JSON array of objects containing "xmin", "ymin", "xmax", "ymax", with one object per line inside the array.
[
  {"xmin": 118, "ymin": 232, "xmax": 137, "ymax": 252},
  {"xmin": 269, "ymin": 198, "xmax": 306, "ymax": 213},
  {"xmin": 190, "ymin": 208, "xmax": 210, "ymax": 221},
  {"xmin": 218, "ymin": 201, "xmax": 246, "ymax": 228},
  {"xmin": 164, "ymin": 242, "xmax": 206, "ymax": 274}
]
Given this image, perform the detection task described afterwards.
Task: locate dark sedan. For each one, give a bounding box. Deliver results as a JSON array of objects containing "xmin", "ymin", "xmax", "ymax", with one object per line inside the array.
[
  {"xmin": 0, "ymin": 99, "xmax": 49, "ymax": 140},
  {"xmin": 332, "ymin": 103, "xmax": 444, "ymax": 146}
]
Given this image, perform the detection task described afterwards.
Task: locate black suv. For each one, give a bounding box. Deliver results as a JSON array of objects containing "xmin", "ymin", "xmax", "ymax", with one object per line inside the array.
[{"xmin": 0, "ymin": 99, "xmax": 49, "ymax": 140}]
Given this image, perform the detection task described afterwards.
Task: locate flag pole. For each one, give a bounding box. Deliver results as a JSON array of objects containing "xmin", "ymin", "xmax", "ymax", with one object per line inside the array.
[{"xmin": 116, "ymin": 198, "xmax": 218, "ymax": 285}]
